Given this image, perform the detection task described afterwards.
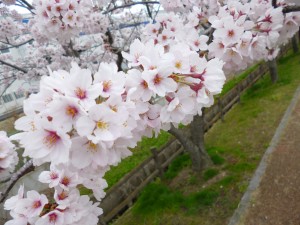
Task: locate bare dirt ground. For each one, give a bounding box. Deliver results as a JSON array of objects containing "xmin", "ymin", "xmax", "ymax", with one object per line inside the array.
[{"xmin": 241, "ymin": 95, "xmax": 300, "ymax": 225}]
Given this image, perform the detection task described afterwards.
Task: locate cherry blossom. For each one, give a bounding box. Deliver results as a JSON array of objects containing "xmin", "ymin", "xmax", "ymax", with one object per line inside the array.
[{"xmin": 0, "ymin": 131, "xmax": 18, "ymax": 177}]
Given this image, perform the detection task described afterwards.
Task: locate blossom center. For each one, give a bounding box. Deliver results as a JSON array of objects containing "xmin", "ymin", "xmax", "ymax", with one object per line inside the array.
[
  {"xmin": 65, "ymin": 106, "xmax": 78, "ymax": 118},
  {"xmin": 57, "ymin": 191, "xmax": 68, "ymax": 200},
  {"xmin": 97, "ymin": 120, "xmax": 108, "ymax": 130},
  {"xmin": 60, "ymin": 176, "xmax": 70, "ymax": 187},
  {"xmin": 49, "ymin": 212, "xmax": 58, "ymax": 222},
  {"xmin": 141, "ymin": 80, "xmax": 148, "ymax": 89},
  {"xmin": 103, "ymin": 81, "xmax": 112, "ymax": 92},
  {"xmin": 175, "ymin": 61, "xmax": 182, "ymax": 69},
  {"xmin": 153, "ymin": 74, "xmax": 162, "ymax": 85},
  {"xmin": 75, "ymin": 87, "xmax": 86, "ymax": 100},
  {"xmin": 228, "ymin": 30, "xmax": 234, "ymax": 37},
  {"xmin": 87, "ymin": 141, "xmax": 98, "ymax": 152},
  {"xmin": 33, "ymin": 200, "xmax": 42, "ymax": 209},
  {"xmin": 50, "ymin": 172, "xmax": 58, "ymax": 180},
  {"xmin": 44, "ymin": 131, "xmax": 60, "ymax": 148}
]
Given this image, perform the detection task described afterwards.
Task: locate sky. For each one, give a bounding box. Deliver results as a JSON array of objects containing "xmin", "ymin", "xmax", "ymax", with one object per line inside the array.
[{"xmin": 10, "ymin": 0, "xmax": 32, "ymax": 14}]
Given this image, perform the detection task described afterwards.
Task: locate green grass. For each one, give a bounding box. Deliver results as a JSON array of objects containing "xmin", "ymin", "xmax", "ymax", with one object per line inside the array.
[
  {"xmin": 203, "ymin": 168, "xmax": 219, "ymax": 181},
  {"xmin": 164, "ymin": 154, "xmax": 191, "ymax": 180},
  {"xmin": 132, "ymin": 182, "xmax": 184, "ymax": 215},
  {"xmin": 104, "ymin": 131, "xmax": 171, "ymax": 188},
  {"xmin": 219, "ymin": 63, "xmax": 261, "ymax": 97},
  {"xmin": 112, "ymin": 51, "xmax": 300, "ymax": 225}
]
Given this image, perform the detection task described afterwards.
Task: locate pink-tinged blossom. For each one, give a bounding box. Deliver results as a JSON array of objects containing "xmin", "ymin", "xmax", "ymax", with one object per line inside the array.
[
  {"xmin": 39, "ymin": 168, "xmax": 60, "ymax": 188},
  {"xmin": 39, "ymin": 164, "xmax": 80, "ymax": 190},
  {"xmin": 15, "ymin": 120, "xmax": 71, "ymax": 166},
  {"xmin": 168, "ymin": 43, "xmax": 191, "ymax": 74},
  {"xmin": 70, "ymin": 137, "xmax": 110, "ymax": 169},
  {"xmin": 76, "ymin": 104, "xmax": 123, "ymax": 144},
  {"xmin": 125, "ymin": 69, "xmax": 153, "ymax": 102},
  {"xmin": 47, "ymin": 95, "xmax": 86, "ymax": 132},
  {"xmin": 160, "ymin": 87, "xmax": 196, "ymax": 124},
  {"xmin": 94, "ymin": 62, "xmax": 126, "ymax": 98},
  {"xmin": 63, "ymin": 62, "xmax": 102, "ymax": 109},
  {"xmin": 35, "ymin": 210, "xmax": 64, "ymax": 225},
  {"xmin": 122, "ymin": 39, "xmax": 145, "ymax": 67},
  {"xmin": 15, "ymin": 190, "xmax": 48, "ymax": 217},
  {"xmin": 142, "ymin": 67, "xmax": 177, "ymax": 97},
  {"xmin": 213, "ymin": 16, "xmax": 244, "ymax": 46},
  {"xmin": 4, "ymin": 185, "xmax": 24, "ymax": 211},
  {"xmin": 0, "ymin": 131, "xmax": 18, "ymax": 175}
]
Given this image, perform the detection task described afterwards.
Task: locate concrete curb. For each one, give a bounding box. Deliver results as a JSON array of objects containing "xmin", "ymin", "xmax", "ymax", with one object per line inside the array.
[{"xmin": 228, "ymin": 86, "xmax": 300, "ymax": 225}]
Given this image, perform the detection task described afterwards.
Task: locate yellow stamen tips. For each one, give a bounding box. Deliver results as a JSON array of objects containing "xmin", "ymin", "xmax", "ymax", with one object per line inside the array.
[
  {"xmin": 87, "ymin": 141, "xmax": 97, "ymax": 152},
  {"xmin": 228, "ymin": 30, "xmax": 234, "ymax": 37},
  {"xmin": 60, "ymin": 176, "xmax": 70, "ymax": 187},
  {"xmin": 30, "ymin": 121, "xmax": 36, "ymax": 131},
  {"xmin": 66, "ymin": 106, "xmax": 78, "ymax": 118},
  {"xmin": 97, "ymin": 120, "xmax": 108, "ymax": 130},
  {"xmin": 68, "ymin": 15, "xmax": 73, "ymax": 21},
  {"xmin": 175, "ymin": 61, "xmax": 182, "ymax": 69},
  {"xmin": 154, "ymin": 74, "xmax": 162, "ymax": 85},
  {"xmin": 58, "ymin": 191, "xmax": 68, "ymax": 200},
  {"xmin": 44, "ymin": 131, "xmax": 60, "ymax": 148},
  {"xmin": 32, "ymin": 200, "xmax": 42, "ymax": 209},
  {"xmin": 103, "ymin": 81, "xmax": 112, "ymax": 92},
  {"xmin": 75, "ymin": 87, "xmax": 86, "ymax": 99},
  {"xmin": 141, "ymin": 80, "xmax": 148, "ymax": 89}
]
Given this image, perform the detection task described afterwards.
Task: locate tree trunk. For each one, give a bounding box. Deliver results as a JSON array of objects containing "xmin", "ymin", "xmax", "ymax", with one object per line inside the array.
[
  {"xmin": 169, "ymin": 125, "xmax": 203, "ymax": 172},
  {"xmin": 268, "ymin": 59, "xmax": 279, "ymax": 83},
  {"xmin": 169, "ymin": 113, "xmax": 212, "ymax": 172},
  {"xmin": 190, "ymin": 113, "xmax": 212, "ymax": 168},
  {"xmin": 292, "ymin": 35, "xmax": 299, "ymax": 53}
]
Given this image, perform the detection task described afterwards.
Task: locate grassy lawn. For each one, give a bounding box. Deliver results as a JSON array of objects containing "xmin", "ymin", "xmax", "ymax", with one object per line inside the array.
[{"xmin": 111, "ymin": 51, "xmax": 300, "ymax": 225}]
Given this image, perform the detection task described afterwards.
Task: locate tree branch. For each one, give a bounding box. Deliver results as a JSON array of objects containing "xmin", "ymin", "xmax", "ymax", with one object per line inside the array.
[
  {"xmin": 0, "ymin": 39, "xmax": 33, "ymax": 52},
  {"xmin": 104, "ymin": 1, "xmax": 159, "ymax": 14},
  {"xmin": 17, "ymin": 0, "xmax": 34, "ymax": 10},
  {"xmin": 0, "ymin": 160, "xmax": 34, "ymax": 203},
  {"xmin": 0, "ymin": 59, "xmax": 28, "ymax": 73},
  {"xmin": 283, "ymin": 5, "xmax": 300, "ymax": 13}
]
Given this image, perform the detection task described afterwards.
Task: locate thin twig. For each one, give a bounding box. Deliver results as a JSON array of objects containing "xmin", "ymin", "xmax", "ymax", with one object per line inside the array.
[
  {"xmin": 104, "ymin": 1, "xmax": 159, "ymax": 14},
  {"xmin": 0, "ymin": 59, "xmax": 28, "ymax": 73},
  {"xmin": 0, "ymin": 160, "xmax": 34, "ymax": 203}
]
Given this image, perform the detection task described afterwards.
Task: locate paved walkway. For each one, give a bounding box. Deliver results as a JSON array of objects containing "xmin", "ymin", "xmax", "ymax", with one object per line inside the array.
[{"xmin": 229, "ymin": 86, "xmax": 300, "ymax": 225}]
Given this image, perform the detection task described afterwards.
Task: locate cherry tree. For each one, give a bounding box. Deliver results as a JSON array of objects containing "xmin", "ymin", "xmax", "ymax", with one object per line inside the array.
[{"xmin": 1, "ymin": 0, "xmax": 300, "ymax": 224}]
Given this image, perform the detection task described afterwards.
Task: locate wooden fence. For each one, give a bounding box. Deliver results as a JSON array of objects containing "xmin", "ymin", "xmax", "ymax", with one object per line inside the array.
[{"xmin": 98, "ymin": 43, "xmax": 292, "ymax": 224}]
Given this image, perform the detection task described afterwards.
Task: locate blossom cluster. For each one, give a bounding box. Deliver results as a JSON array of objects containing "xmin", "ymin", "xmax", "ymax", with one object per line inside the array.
[
  {"xmin": 149, "ymin": 0, "xmax": 300, "ymax": 74},
  {"xmin": 0, "ymin": 16, "xmax": 21, "ymax": 41},
  {"xmin": 4, "ymin": 35, "xmax": 225, "ymax": 223},
  {"xmin": 31, "ymin": 0, "xmax": 109, "ymax": 43},
  {"xmin": 0, "ymin": 131, "xmax": 18, "ymax": 178},
  {"xmin": 4, "ymin": 185, "xmax": 102, "ymax": 225},
  {"xmin": 3, "ymin": 0, "xmax": 300, "ymax": 224}
]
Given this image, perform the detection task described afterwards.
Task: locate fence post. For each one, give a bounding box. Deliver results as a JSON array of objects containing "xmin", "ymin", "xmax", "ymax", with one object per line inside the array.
[
  {"xmin": 218, "ymin": 98, "xmax": 224, "ymax": 122},
  {"xmin": 237, "ymin": 84, "xmax": 241, "ymax": 103},
  {"xmin": 151, "ymin": 147, "xmax": 164, "ymax": 178}
]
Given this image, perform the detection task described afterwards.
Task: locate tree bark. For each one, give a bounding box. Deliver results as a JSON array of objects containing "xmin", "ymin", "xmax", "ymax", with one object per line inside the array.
[
  {"xmin": 268, "ymin": 59, "xmax": 279, "ymax": 83},
  {"xmin": 292, "ymin": 35, "xmax": 299, "ymax": 53},
  {"xmin": 169, "ymin": 125, "xmax": 203, "ymax": 172},
  {"xmin": 169, "ymin": 116, "xmax": 212, "ymax": 172},
  {"xmin": 190, "ymin": 113, "xmax": 212, "ymax": 168}
]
